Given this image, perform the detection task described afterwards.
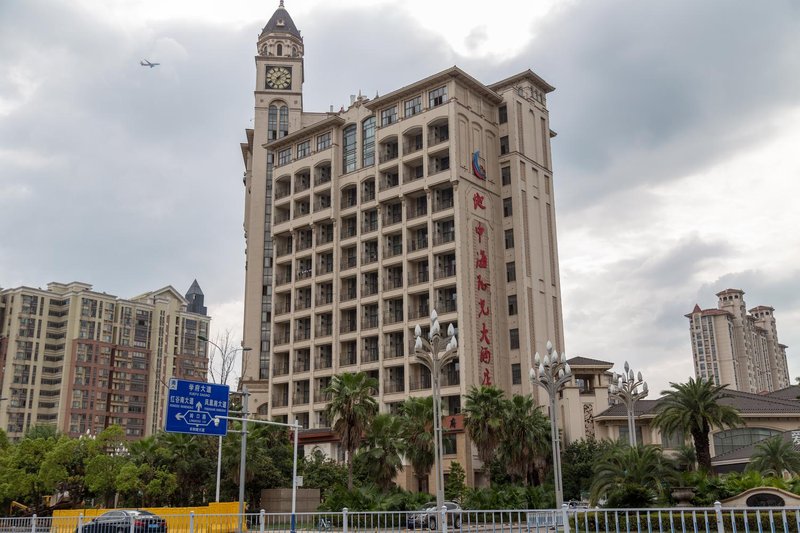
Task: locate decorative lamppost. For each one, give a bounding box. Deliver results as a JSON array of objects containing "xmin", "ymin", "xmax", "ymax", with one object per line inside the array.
[
  {"xmin": 529, "ymin": 340, "xmax": 571, "ymax": 509},
  {"xmin": 609, "ymin": 361, "xmax": 648, "ymax": 447},
  {"xmin": 414, "ymin": 310, "xmax": 458, "ymax": 529}
]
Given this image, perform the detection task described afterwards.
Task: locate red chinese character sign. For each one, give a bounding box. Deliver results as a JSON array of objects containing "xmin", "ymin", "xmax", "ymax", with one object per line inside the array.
[{"xmin": 470, "ymin": 187, "xmax": 495, "ymax": 388}]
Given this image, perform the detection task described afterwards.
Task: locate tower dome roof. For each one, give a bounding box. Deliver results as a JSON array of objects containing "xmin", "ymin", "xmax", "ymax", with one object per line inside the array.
[{"xmin": 260, "ymin": 1, "xmax": 301, "ymax": 40}]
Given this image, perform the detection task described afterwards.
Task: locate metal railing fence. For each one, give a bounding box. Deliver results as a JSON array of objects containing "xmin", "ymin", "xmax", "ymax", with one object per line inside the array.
[{"xmin": 3, "ymin": 504, "xmax": 800, "ymax": 533}]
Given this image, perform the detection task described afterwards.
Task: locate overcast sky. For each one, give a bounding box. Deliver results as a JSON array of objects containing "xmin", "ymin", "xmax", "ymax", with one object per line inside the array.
[{"xmin": 1, "ymin": 0, "xmax": 799, "ymax": 393}]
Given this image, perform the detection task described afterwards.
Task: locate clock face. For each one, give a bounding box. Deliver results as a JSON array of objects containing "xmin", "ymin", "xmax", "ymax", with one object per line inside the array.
[{"xmin": 266, "ymin": 66, "xmax": 292, "ymax": 90}]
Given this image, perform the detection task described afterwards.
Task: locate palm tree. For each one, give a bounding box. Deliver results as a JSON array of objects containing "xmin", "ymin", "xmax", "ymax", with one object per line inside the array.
[
  {"xmin": 358, "ymin": 413, "xmax": 405, "ymax": 490},
  {"xmin": 325, "ymin": 372, "xmax": 379, "ymax": 489},
  {"xmin": 747, "ymin": 435, "xmax": 800, "ymax": 477},
  {"xmin": 498, "ymin": 395, "xmax": 551, "ymax": 485},
  {"xmin": 652, "ymin": 377, "xmax": 742, "ymax": 472},
  {"xmin": 399, "ymin": 396, "xmax": 435, "ymax": 491},
  {"xmin": 464, "ymin": 386, "xmax": 506, "ymax": 469},
  {"xmin": 590, "ymin": 444, "xmax": 677, "ymax": 507}
]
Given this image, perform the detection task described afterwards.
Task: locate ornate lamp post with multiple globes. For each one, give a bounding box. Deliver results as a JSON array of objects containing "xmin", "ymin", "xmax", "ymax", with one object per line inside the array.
[
  {"xmin": 609, "ymin": 361, "xmax": 648, "ymax": 447},
  {"xmin": 414, "ymin": 310, "xmax": 458, "ymax": 528},
  {"xmin": 529, "ymin": 340, "xmax": 571, "ymax": 509}
]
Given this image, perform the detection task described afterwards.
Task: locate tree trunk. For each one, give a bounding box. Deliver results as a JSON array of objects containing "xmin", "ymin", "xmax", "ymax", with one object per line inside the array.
[
  {"xmin": 692, "ymin": 427, "xmax": 713, "ymax": 473},
  {"xmin": 347, "ymin": 451, "xmax": 353, "ymax": 490}
]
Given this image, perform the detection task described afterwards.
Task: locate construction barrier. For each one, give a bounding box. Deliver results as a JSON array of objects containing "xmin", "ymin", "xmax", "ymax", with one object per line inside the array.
[{"xmin": 52, "ymin": 502, "xmax": 242, "ymax": 533}]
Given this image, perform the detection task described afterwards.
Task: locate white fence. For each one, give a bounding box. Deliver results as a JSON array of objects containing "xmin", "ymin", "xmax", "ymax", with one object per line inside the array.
[{"xmin": 2, "ymin": 504, "xmax": 799, "ymax": 533}]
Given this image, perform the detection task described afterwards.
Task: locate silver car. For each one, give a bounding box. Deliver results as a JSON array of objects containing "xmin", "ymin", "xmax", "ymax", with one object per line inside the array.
[{"xmin": 409, "ymin": 501, "xmax": 462, "ymax": 530}]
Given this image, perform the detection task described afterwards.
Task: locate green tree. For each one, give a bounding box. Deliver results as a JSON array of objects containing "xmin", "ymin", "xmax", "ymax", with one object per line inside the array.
[
  {"xmin": 562, "ymin": 438, "xmax": 616, "ymax": 501},
  {"xmin": 39, "ymin": 435, "xmax": 94, "ymax": 505},
  {"xmin": 464, "ymin": 386, "xmax": 505, "ymax": 475},
  {"xmin": 445, "ymin": 461, "xmax": 465, "ymax": 503},
  {"xmin": 300, "ymin": 449, "xmax": 347, "ymax": 499},
  {"xmin": 399, "ymin": 396, "xmax": 434, "ymax": 491},
  {"xmin": 747, "ymin": 435, "xmax": 800, "ymax": 477},
  {"xmin": 497, "ymin": 394, "xmax": 550, "ymax": 485},
  {"xmin": 0, "ymin": 432, "xmax": 58, "ymax": 510},
  {"xmin": 652, "ymin": 378, "xmax": 742, "ymax": 472},
  {"xmin": 357, "ymin": 413, "xmax": 405, "ymax": 490},
  {"xmin": 590, "ymin": 444, "xmax": 677, "ymax": 507},
  {"xmin": 325, "ymin": 372, "xmax": 379, "ymax": 489}
]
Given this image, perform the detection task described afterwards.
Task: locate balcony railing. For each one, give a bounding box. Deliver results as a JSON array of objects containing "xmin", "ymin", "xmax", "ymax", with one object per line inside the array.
[
  {"xmin": 441, "ymin": 370, "xmax": 460, "ymax": 387},
  {"xmin": 317, "ymin": 292, "xmax": 334, "ymax": 305},
  {"xmin": 315, "ymin": 356, "xmax": 333, "ymax": 370},
  {"xmin": 296, "ymin": 267, "xmax": 313, "ymax": 280},
  {"xmin": 403, "ymin": 138, "xmax": 423, "ymax": 154},
  {"xmin": 315, "ymin": 325, "xmax": 333, "ymax": 337},
  {"xmin": 274, "ymin": 331, "xmax": 291, "ymax": 345},
  {"xmin": 385, "ymin": 343, "xmax": 404, "ymax": 359},
  {"xmin": 408, "ymin": 236, "xmax": 428, "ymax": 252},
  {"xmin": 407, "ymin": 204, "xmax": 427, "ymax": 219},
  {"xmin": 408, "ymin": 271, "xmax": 429, "ymax": 286},
  {"xmin": 293, "ymin": 392, "xmax": 310, "ymax": 405},
  {"xmin": 363, "ymin": 282, "xmax": 378, "ymax": 296},
  {"xmin": 341, "ymin": 194, "xmax": 358, "ymax": 209},
  {"xmin": 410, "ymin": 376, "xmax": 432, "ymax": 391},
  {"xmin": 437, "ymin": 299, "xmax": 457, "ymax": 313},
  {"xmin": 362, "ymin": 349, "xmax": 379, "ymax": 363},
  {"xmin": 433, "ymin": 231, "xmax": 455, "ymax": 246},
  {"xmin": 362, "ymin": 252, "xmax": 378, "ymax": 265},
  {"xmin": 340, "ymin": 353, "xmax": 357, "ymax": 367},
  {"xmin": 433, "ymin": 196, "xmax": 454, "ymax": 212},
  {"xmin": 384, "ymin": 243, "xmax": 402, "ymax": 258},
  {"xmin": 294, "ymin": 358, "xmax": 311, "ymax": 372},
  {"xmin": 272, "ymin": 362, "xmax": 289, "ymax": 376},
  {"xmin": 383, "ymin": 212, "xmax": 403, "ymax": 227},
  {"xmin": 409, "ymin": 303, "xmax": 430, "ymax": 319},
  {"xmin": 379, "ymin": 147, "xmax": 399, "ymax": 163},
  {"xmin": 341, "ymin": 287, "xmax": 357, "ymax": 301},
  {"xmin": 272, "ymin": 394, "xmax": 289, "ymax": 408},
  {"xmin": 294, "ymin": 329, "xmax": 311, "ymax": 342},
  {"xmin": 363, "ymin": 221, "xmax": 378, "ymax": 233},
  {"xmin": 384, "ymin": 380, "xmax": 405, "ymax": 394},
  {"xmin": 385, "ymin": 276, "xmax": 403, "ymax": 291},
  {"xmin": 274, "ymin": 302, "xmax": 291, "ymax": 315},
  {"xmin": 435, "ymin": 265, "xmax": 456, "ymax": 280},
  {"xmin": 384, "ymin": 310, "xmax": 403, "ymax": 325},
  {"xmin": 342, "ymin": 224, "xmax": 358, "ymax": 239},
  {"xmin": 317, "ymin": 262, "xmax": 334, "ymax": 275},
  {"xmin": 314, "ymin": 388, "xmax": 332, "ymax": 403},
  {"xmin": 340, "ymin": 320, "xmax": 357, "ymax": 334},
  {"xmin": 341, "ymin": 256, "xmax": 357, "ymax": 270},
  {"xmin": 362, "ymin": 316, "xmax": 379, "ymax": 329}
]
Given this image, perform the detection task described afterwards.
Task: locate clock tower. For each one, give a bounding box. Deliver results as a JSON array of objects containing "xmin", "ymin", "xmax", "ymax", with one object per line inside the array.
[{"xmin": 241, "ymin": 1, "xmax": 305, "ymax": 406}]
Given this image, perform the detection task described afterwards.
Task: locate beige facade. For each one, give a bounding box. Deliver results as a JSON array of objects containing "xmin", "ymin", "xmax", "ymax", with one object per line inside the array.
[
  {"xmin": 240, "ymin": 3, "xmax": 566, "ymax": 488},
  {"xmin": 0, "ymin": 281, "xmax": 210, "ymax": 441},
  {"xmin": 687, "ymin": 288, "xmax": 790, "ymax": 393}
]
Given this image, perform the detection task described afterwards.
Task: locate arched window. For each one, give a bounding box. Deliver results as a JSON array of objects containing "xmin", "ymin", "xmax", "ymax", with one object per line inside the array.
[
  {"xmin": 268, "ymin": 105, "xmax": 278, "ymax": 140},
  {"xmin": 292, "ymin": 46, "xmax": 297, "ymax": 57},
  {"xmin": 343, "ymin": 124, "xmax": 357, "ymax": 173},
  {"xmin": 362, "ymin": 116, "xmax": 376, "ymax": 167},
  {"xmin": 279, "ymin": 105, "xmax": 289, "ymax": 138},
  {"xmin": 713, "ymin": 428, "xmax": 782, "ymax": 456},
  {"xmin": 276, "ymin": 43, "xmax": 283, "ymax": 56}
]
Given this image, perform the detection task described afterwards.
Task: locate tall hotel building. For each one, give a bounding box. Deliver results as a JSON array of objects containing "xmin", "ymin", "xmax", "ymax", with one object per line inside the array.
[
  {"xmin": 240, "ymin": 3, "xmax": 565, "ymax": 486},
  {"xmin": 0, "ymin": 281, "xmax": 210, "ymax": 440},
  {"xmin": 687, "ymin": 289, "xmax": 790, "ymax": 393}
]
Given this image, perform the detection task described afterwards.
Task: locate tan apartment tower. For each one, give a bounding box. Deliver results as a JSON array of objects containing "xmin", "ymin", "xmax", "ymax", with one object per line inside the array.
[
  {"xmin": 240, "ymin": 2, "xmax": 565, "ymax": 488},
  {"xmin": 0, "ymin": 281, "xmax": 210, "ymax": 440},
  {"xmin": 686, "ymin": 289, "xmax": 790, "ymax": 393}
]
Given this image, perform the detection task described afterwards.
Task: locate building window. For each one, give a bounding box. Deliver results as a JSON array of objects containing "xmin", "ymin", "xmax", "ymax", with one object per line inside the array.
[
  {"xmin": 503, "ymin": 198, "xmax": 513, "ymax": 217},
  {"xmin": 504, "ymin": 229, "xmax": 515, "ymax": 249},
  {"xmin": 506, "ymin": 262, "xmax": 516, "ymax": 282},
  {"xmin": 442, "ymin": 434, "xmax": 457, "ymax": 455},
  {"xmin": 429, "ymin": 86, "xmax": 448, "ymax": 108},
  {"xmin": 317, "ymin": 132, "xmax": 331, "ymax": 150},
  {"xmin": 404, "ymin": 96, "xmax": 422, "ymax": 117},
  {"xmin": 278, "ymin": 148, "xmax": 291, "ymax": 166},
  {"xmin": 380, "ymin": 107, "xmax": 397, "ymax": 127},
  {"xmin": 279, "ymin": 105, "xmax": 289, "ymax": 138},
  {"xmin": 499, "ymin": 105, "xmax": 508, "ymax": 124},
  {"xmin": 500, "ymin": 135, "xmax": 510, "ymax": 155},
  {"xmin": 343, "ymin": 124, "xmax": 357, "ymax": 173},
  {"xmin": 268, "ymin": 105, "xmax": 278, "ymax": 140},
  {"xmin": 296, "ymin": 140, "xmax": 310, "ymax": 159},
  {"xmin": 508, "ymin": 295, "xmax": 518, "ymax": 316},
  {"xmin": 362, "ymin": 117, "xmax": 376, "ymax": 167},
  {"xmin": 619, "ymin": 425, "xmax": 643, "ymax": 445},
  {"xmin": 501, "ymin": 166, "xmax": 511, "ymax": 185},
  {"xmin": 511, "ymin": 363, "xmax": 521, "ymax": 385},
  {"xmin": 509, "ymin": 328, "xmax": 520, "ymax": 349},
  {"xmin": 713, "ymin": 428, "xmax": 783, "ymax": 456}
]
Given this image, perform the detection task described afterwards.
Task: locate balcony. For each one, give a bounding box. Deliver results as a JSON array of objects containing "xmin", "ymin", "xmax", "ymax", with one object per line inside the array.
[
  {"xmin": 408, "ymin": 270, "xmax": 429, "ymax": 286},
  {"xmin": 403, "ymin": 131, "xmax": 423, "ymax": 155},
  {"xmin": 410, "ymin": 375, "xmax": 432, "ymax": 391},
  {"xmin": 408, "ymin": 236, "xmax": 428, "ymax": 253},
  {"xmin": 340, "ymin": 352, "xmax": 357, "ymax": 367},
  {"xmin": 384, "ymin": 242, "xmax": 402, "ymax": 259},
  {"xmin": 363, "ymin": 220, "xmax": 378, "ymax": 234},
  {"xmin": 385, "ymin": 275, "xmax": 403, "ymax": 291},
  {"xmin": 433, "ymin": 231, "xmax": 455, "ymax": 246},
  {"xmin": 384, "ymin": 379, "xmax": 405, "ymax": 394},
  {"xmin": 383, "ymin": 209, "xmax": 403, "ymax": 227},
  {"xmin": 317, "ymin": 261, "xmax": 334, "ymax": 276},
  {"xmin": 294, "ymin": 329, "xmax": 311, "ymax": 342},
  {"xmin": 315, "ymin": 324, "xmax": 333, "ymax": 337},
  {"xmin": 272, "ymin": 394, "xmax": 289, "ymax": 408},
  {"xmin": 384, "ymin": 310, "xmax": 403, "ymax": 325},
  {"xmin": 441, "ymin": 368, "xmax": 460, "ymax": 387},
  {"xmin": 293, "ymin": 391, "xmax": 310, "ymax": 405},
  {"xmin": 272, "ymin": 362, "xmax": 289, "ymax": 376},
  {"xmin": 274, "ymin": 330, "xmax": 291, "ymax": 345},
  {"xmin": 435, "ymin": 264, "xmax": 456, "ymax": 280},
  {"xmin": 363, "ymin": 281, "xmax": 379, "ymax": 296},
  {"xmin": 362, "ymin": 251, "xmax": 379, "ymax": 265},
  {"xmin": 314, "ymin": 388, "xmax": 332, "ymax": 403},
  {"xmin": 314, "ymin": 165, "xmax": 332, "ymax": 187},
  {"xmin": 340, "ymin": 320, "xmax": 357, "ymax": 335},
  {"xmin": 409, "ymin": 302, "xmax": 430, "ymax": 320},
  {"xmin": 294, "ymin": 356, "xmax": 311, "ymax": 373},
  {"xmin": 407, "ymin": 202, "xmax": 427, "ymax": 220},
  {"xmin": 341, "ymin": 286, "xmax": 357, "ymax": 302},
  {"xmin": 433, "ymin": 192, "xmax": 454, "ymax": 212},
  {"xmin": 437, "ymin": 299, "xmax": 457, "ymax": 313},
  {"xmin": 362, "ymin": 315, "xmax": 379, "ymax": 329},
  {"xmin": 379, "ymin": 143, "xmax": 399, "ymax": 164},
  {"xmin": 341, "ymin": 255, "xmax": 357, "ymax": 270},
  {"xmin": 341, "ymin": 189, "xmax": 357, "ymax": 209},
  {"xmin": 379, "ymin": 171, "xmax": 400, "ymax": 192},
  {"xmin": 315, "ymin": 356, "xmax": 333, "ymax": 370},
  {"xmin": 362, "ymin": 348, "xmax": 379, "ymax": 364}
]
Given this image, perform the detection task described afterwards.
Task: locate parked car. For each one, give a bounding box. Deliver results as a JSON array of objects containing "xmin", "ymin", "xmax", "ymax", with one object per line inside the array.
[
  {"xmin": 78, "ymin": 510, "xmax": 167, "ymax": 533},
  {"xmin": 407, "ymin": 501, "xmax": 461, "ymax": 530}
]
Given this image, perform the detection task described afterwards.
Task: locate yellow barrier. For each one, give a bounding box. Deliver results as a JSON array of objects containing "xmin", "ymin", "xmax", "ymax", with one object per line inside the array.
[{"xmin": 53, "ymin": 502, "xmax": 243, "ymax": 533}]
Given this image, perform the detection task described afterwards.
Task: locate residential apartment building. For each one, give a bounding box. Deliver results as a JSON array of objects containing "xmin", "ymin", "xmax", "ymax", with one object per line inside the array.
[
  {"xmin": 0, "ymin": 281, "xmax": 210, "ymax": 440},
  {"xmin": 686, "ymin": 288, "xmax": 790, "ymax": 393},
  {"xmin": 240, "ymin": 2, "xmax": 565, "ymax": 488}
]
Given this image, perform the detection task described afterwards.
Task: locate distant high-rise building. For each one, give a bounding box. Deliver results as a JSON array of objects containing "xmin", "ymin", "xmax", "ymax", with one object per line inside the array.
[
  {"xmin": 686, "ymin": 288, "xmax": 790, "ymax": 393},
  {"xmin": 239, "ymin": 2, "xmax": 566, "ymax": 488},
  {"xmin": 0, "ymin": 281, "xmax": 210, "ymax": 440}
]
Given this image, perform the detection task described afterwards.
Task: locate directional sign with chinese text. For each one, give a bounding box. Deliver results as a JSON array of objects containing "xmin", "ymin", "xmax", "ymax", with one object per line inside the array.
[{"xmin": 165, "ymin": 378, "xmax": 230, "ymax": 436}]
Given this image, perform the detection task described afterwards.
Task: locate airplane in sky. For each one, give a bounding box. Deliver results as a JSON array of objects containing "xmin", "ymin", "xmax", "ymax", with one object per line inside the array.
[{"xmin": 140, "ymin": 59, "xmax": 160, "ymax": 68}]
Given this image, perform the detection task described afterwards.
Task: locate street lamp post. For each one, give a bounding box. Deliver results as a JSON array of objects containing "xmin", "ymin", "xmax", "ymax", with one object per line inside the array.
[
  {"xmin": 198, "ymin": 335, "xmax": 252, "ymax": 503},
  {"xmin": 413, "ymin": 310, "xmax": 457, "ymax": 533},
  {"xmin": 609, "ymin": 361, "xmax": 648, "ymax": 447},
  {"xmin": 529, "ymin": 340, "xmax": 571, "ymax": 509}
]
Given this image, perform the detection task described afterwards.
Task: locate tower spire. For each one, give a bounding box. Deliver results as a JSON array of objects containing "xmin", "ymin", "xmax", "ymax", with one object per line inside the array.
[{"xmin": 279, "ymin": 0, "xmax": 284, "ymax": 7}]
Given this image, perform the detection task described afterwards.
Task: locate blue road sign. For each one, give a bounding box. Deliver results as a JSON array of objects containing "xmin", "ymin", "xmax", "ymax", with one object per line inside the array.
[{"xmin": 165, "ymin": 378, "xmax": 230, "ymax": 436}]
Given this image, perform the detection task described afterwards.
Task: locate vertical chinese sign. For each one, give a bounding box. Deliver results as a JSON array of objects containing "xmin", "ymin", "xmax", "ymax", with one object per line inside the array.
[{"xmin": 471, "ymin": 189, "xmax": 495, "ymax": 387}]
